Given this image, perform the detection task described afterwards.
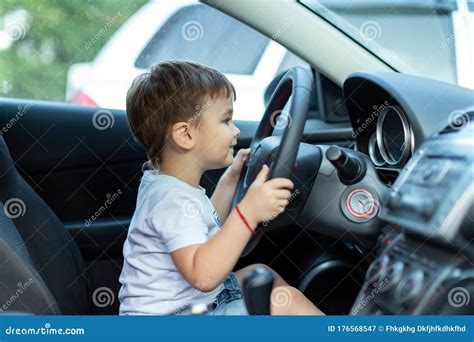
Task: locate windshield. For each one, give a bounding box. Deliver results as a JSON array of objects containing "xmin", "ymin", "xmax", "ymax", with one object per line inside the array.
[{"xmin": 302, "ymin": 0, "xmax": 474, "ymax": 89}]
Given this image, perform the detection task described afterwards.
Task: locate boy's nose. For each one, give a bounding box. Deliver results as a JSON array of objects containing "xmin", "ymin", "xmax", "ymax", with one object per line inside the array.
[{"xmin": 234, "ymin": 125, "xmax": 240, "ymax": 138}]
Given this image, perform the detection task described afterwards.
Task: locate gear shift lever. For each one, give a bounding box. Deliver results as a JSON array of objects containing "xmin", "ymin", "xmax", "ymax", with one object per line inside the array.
[{"xmin": 243, "ymin": 267, "xmax": 274, "ymax": 315}]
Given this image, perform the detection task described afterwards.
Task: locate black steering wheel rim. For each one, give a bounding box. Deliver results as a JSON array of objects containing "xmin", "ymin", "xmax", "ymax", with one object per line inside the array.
[{"xmin": 231, "ymin": 67, "xmax": 314, "ymax": 256}]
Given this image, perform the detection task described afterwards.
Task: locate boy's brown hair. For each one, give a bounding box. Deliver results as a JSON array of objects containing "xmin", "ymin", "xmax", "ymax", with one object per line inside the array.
[{"xmin": 126, "ymin": 60, "xmax": 236, "ymax": 166}]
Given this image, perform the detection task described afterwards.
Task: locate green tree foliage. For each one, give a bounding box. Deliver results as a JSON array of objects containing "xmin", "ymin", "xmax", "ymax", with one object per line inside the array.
[{"xmin": 0, "ymin": 0, "xmax": 146, "ymax": 102}]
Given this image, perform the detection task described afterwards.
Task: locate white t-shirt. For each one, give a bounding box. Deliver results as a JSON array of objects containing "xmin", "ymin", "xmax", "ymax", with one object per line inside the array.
[{"xmin": 118, "ymin": 170, "xmax": 225, "ymax": 315}]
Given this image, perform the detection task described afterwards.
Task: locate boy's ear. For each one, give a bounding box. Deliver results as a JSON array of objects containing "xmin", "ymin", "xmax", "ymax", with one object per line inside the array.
[{"xmin": 170, "ymin": 122, "xmax": 196, "ymax": 150}]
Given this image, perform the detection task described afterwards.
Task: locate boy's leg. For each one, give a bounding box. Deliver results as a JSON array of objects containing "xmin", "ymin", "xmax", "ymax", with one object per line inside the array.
[{"xmin": 235, "ymin": 263, "xmax": 324, "ymax": 315}]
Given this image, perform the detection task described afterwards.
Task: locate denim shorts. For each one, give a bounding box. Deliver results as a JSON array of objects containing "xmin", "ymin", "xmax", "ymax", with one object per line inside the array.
[{"xmin": 206, "ymin": 272, "xmax": 248, "ymax": 315}]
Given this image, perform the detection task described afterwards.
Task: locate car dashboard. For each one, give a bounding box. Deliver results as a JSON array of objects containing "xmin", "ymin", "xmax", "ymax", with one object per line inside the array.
[
  {"xmin": 342, "ymin": 72, "xmax": 474, "ymax": 315},
  {"xmin": 344, "ymin": 71, "xmax": 471, "ymax": 181}
]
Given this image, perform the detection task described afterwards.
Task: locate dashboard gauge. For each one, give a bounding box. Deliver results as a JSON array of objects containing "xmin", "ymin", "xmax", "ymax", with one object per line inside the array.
[
  {"xmin": 376, "ymin": 106, "xmax": 412, "ymax": 166},
  {"xmin": 368, "ymin": 132, "xmax": 385, "ymax": 166}
]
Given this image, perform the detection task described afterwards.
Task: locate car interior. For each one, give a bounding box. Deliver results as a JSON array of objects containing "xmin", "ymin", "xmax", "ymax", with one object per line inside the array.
[{"xmin": 0, "ymin": 0, "xmax": 473, "ymax": 316}]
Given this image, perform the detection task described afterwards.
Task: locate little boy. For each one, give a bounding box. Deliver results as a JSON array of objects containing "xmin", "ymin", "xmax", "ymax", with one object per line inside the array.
[{"xmin": 119, "ymin": 61, "xmax": 323, "ymax": 315}]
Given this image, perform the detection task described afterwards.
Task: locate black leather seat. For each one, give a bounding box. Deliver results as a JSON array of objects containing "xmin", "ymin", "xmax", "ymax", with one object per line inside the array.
[{"xmin": 0, "ymin": 136, "xmax": 91, "ymax": 314}]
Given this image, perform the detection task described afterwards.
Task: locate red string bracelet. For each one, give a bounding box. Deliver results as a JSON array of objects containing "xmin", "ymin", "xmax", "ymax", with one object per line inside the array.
[{"xmin": 235, "ymin": 204, "xmax": 255, "ymax": 235}]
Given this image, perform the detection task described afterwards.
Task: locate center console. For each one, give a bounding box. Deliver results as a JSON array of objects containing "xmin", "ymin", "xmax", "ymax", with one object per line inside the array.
[{"xmin": 351, "ymin": 110, "xmax": 474, "ymax": 315}]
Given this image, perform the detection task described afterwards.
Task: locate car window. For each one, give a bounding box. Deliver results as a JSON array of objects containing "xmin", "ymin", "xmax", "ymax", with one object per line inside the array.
[
  {"xmin": 0, "ymin": 0, "xmax": 146, "ymax": 102},
  {"xmin": 305, "ymin": 0, "xmax": 474, "ymax": 90},
  {"xmin": 135, "ymin": 4, "xmax": 269, "ymax": 75},
  {"xmin": 0, "ymin": 1, "xmax": 308, "ymax": 122}
]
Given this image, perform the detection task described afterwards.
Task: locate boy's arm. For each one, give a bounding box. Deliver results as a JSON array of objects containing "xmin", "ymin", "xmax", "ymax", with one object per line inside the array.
[
  {"xmin": 210, "ymin": 174, "xmax": 238, "ymax": 222},
  {"xmin": 211, "ymin": 148, "xmax": 250, "ymax": 221},
  {"xmin": 172, "ymin": 164, "xmax": 293, "ymax": 293},
  {"xmin": 171, "ymin": 204, "xmax": 256, "ymax": 292}
]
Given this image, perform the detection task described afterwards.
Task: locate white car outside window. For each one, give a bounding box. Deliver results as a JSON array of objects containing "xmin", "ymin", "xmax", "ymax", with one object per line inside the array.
[{"xmin": 66, "ymin": 0, "xmax": 309, "ymax": 121}]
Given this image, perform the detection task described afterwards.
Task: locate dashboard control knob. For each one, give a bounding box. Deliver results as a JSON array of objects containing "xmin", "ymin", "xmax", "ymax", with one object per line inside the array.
[
  {"xmin": 394, "ymin": 270, "xmax": 425, "ymax": 303},
  {"xmin": 379, "ymin": 261, "xmax": 404, "ymax": 293},
  {"xmin": 387, "ymin": 192, "xmax": 402, "ymax": 209},
  {"xmin": 420, "ymin": 199, "xmax": 436, "ymax": 219},
  {"xmin": 366, "ymin": 255, "xmax": 390, "ymax": 283}
]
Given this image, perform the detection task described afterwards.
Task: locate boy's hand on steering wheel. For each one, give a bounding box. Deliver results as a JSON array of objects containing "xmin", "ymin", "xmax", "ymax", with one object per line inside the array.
[
  {"xmin": 239, "ymin": 164, "xmax": 294, "ymax": 229},
  {"xmin": 224, "ymin": 148, "xmax": 251, "ymax": 180}
]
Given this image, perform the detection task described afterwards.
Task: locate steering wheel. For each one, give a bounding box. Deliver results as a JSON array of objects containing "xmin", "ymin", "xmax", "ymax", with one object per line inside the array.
[{"xmin": 231, "ymin": 67, "xmax": 314, "ymax": 256}]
